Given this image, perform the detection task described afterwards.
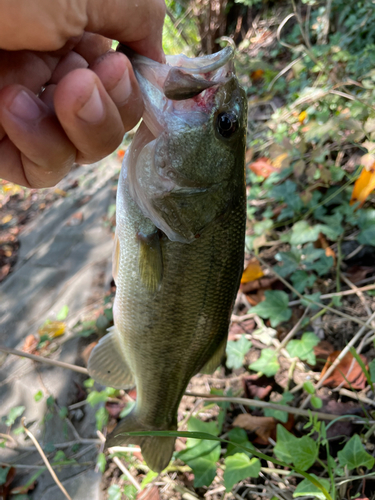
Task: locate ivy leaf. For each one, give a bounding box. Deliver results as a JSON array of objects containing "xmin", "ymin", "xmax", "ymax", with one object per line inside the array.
[
  {"xmin": 290, "ymin": 221, "xmax": 321, "ymax": 245},
  {"xmin": 225, "ymin": 428, "xmax": 254, "ymax": 457},
  {"xmin": 291, "ymin": 271, "xmax": 316, "ymax": 293},
  {"xmin": 291, "ymin": 436, "xmax": 318, "ymax": 471},
  {"xmin": 300, "ymin": 293, "xmax": 321, "ymax": 310},
  {"xmin": 5, "ymin": 406, "xmax": 25, "ymax": 426},
  {"xmin": 358, "ymin": 227, "xmax": 375, "ymax": 246},
  {"xmin": 226, "ymin": 335, "xmax": 252, "ymax": 369},
  {"xmin": 249, "ymin": 348, "xmax": 280, "ymax": 377},
  {"xmin": 337, "ymin": 434, "xmax": 375, "ymax": 470},
  {"xmin": 264, "ymin": 392, "xmax": 294, "ymax": 423},
  {"xmin": 293, "ymin": 474, "xmax": 331, "ymax": 500},
  {"xmin": 286, "ymin": 332, "xmax": 320, "ymax": 365},
  {"xmin": 177, "ymin": 417, "xmax": 220, "ymax": 488},
  {"xmin": 274, "ymin": 425, "xmax": 298, "ymax": 464},
  {"xmin": 223, "ymin": 454, "xmax": 261, "ymax": 491},
  {"xmin": 274, "ymin": 251, "xmax": 301, "ymax": 277},
  {"xmin": 251, "ymin": 291, "xmax": 291, "ymax": 327},
  {"xmin": 107, "ymin": 485, "xmax": 122, "ymax": 500}
]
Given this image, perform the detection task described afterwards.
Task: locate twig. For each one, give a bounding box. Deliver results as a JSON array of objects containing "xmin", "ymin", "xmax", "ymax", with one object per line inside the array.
[
  {"xmin": 288, "ymin": 283, "xmax": 375, "ymax": 306},
  {"xmin": 300, "ymin": 311, "xmax": 375, "ymax": 409},
  {"xmin": 339, "ymin": 388, "xmax": 375, "ymax": 408},
  {"xmin": 108, "ymin": 449, "xmax": 141, "ymax": 491},
  {"xmin": 184, "ymin": 392, "xmax": 356, "ymax": 421},
  {"xmin": 278, "ymin": 308, "xmax": 309, "ymax": 350},
  {"xmin": 340, "ymin": 273, "xmax": 372, "ymax": 316},
  {"xmin": 0, "ymin": 345, "xmax": 88, "ymax": 374},
  {"xmin": 21, "ymin": 418, "xmax": 73, "ymax": 500}
]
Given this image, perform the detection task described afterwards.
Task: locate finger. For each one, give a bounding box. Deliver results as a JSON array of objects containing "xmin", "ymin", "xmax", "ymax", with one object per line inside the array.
[
  {"xmin": 50, "ymin": 51, "xmax": 88, "ymax": 84},
  {"xmin": 73, "ymin": 32, "xmax": 112, "ymax": 65},
  {"xmin": 90, "ymin": 51, "xmax": 143, "ymax": 132},
  {"xmin": 0, "ymin": 85, "xmax": 76, "ymax": 187},
  {"xmin": 54, "ymin": 68, "xmax": 127, "ymax": 164}
]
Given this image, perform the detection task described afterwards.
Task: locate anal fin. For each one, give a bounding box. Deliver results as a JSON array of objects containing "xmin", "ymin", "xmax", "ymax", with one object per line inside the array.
[
  {"xmin": 88, "ymin": 326, "xmax": 134, "ymax": 389},
  {"xmin": 138, "ymin": 230, "xmax": 163, "ymax": 292},
  {"xmin": 199, "ymin": 337, "xmax": 227, "ymax": 374}
]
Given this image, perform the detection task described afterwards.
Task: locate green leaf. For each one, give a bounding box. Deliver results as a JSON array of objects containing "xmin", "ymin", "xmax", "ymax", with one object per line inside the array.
[
  {"xmin": 226, "ymin": 335, "xmax": 252, "ymax": 369},
  {"xmin": 358, "ymin": 227, "xmax": 375, "ymax": 246},
  {"xmin": 123, "ymin": 485, "xmax": 137, "ymax": 500},
  {"xmin": 223, "ymin": 454, "xmax": 261, "ymax": 491},
  {"xmin": 274, "ymin": 425, "xmax": 298, "ymax": 464},
  {"xmin": 46, "ymin": 395, "xmax": 55, "ymax": 407},
  {"xmin": 293, "ymin": 475, "xmax": 331, "ymax": 500},
  {"xmin": 337, "ymin": 434, "xmax": 375, "ymax": 470},
  {"xmin": 95, "ymin": 407, "xmax": 109, "ymax": 431},
  {"xmin": 87, "ymin": 390, "xmax": 108, "ymax": 407},
  {"xmin": 84, "ymin": 378, "xmax": 95, "ymax": 388},
  {"xmin": 58, "ymin": 406, "xmax": 68, "ymax": 419},
  {"xmin": 96, "ymin": 452, "xmax": 106, "ymax": 473},
  {"xmin": 141, "ymin": 470, "xmax": 158, "ymax": 489},
  {"xmin": 5, "ymin": 405, "xmax": 25, "ymax": 426},
  {"xmin": 107, "ymin": 484, "xmax": 121, "ymax": 500},
  {"xmin": 300, "ymin": 293, "xmax": 321, "ymax": 310},
  {"xmin": 291, "ymin": 271, "xmax": 316, "ymax": 293},
  {"xmin": 264, "ymin": 392, "xmax": 294, "ymax": 423},
  {"xmin": 303, "ymin": 381, "xmax": 315, "ymax": 395},
  {"xmin": 290, "ymin": 221, "xmax": 321, "ymax": 245},
  {"xmin": 274, "ymin": 251, "xmax": 301, "ymax": 277},
  {"xmin": 56, "ymin": 305, "xmax": 69, "ymax": 321},
  {"xmin": 0, "ymin": 467, "xmax": 10, "ymax": 486},
  {"xmin": 177, "ymin": 417, "xmax": 220, "ymax": 488},
  {"xmin": 34, "ymin": 390, "xmax": 43, "ymax": 402},
  {"xmin": 249, "ymin": 348, "xmax": 280, "ymax": 377},
  {"xmin": 225, "ymin": 428, "xmax": 254, "ymax": 457},
  {"xmin": 369, "ymin": 359, "xmax": 375, "ymax": 383},
  {"xmin": 251, "ymin": 290, "xmax": 291, "ymax": 327},
  {"xmin": 311, "ymin": 396, "xmax": 323, "ymax": 409},
  {"xmin": 291, "ymin": 436, "xmax": 318, "ymax": 471},
  {"xmin": 286, "ymin": 332, "xmax": 320, "ymax": 365}
]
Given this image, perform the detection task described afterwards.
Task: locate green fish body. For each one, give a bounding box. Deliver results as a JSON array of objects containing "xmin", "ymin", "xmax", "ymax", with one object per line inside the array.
[{"xmin": 88, "ymin": 46, "xmax": 247, "ymax": 472}]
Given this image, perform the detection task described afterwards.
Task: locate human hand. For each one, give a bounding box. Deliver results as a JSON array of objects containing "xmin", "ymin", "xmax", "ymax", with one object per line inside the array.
[{"xmin": 0, "ymin": 0, "xmax": 165, "ymax": 188}]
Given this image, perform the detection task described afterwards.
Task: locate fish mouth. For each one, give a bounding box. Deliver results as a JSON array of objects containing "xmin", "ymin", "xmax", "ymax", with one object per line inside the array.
[{"xmin": 117, "ymin": 44, "xmax": 235, "ymax": 137}]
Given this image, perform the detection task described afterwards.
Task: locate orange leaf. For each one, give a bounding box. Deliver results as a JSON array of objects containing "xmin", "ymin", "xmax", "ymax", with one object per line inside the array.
[
  {"xmin": 38, "ymin": 321, "xmax": 66, "ymax": 339},
  {"xmin": 137, "ymin": 486, "xmax": 160, "ymax": 500},
  {"xmin": 350, "ymin": 165, "xmax": 375, "ymax": 207},
  {"xmin": 320, "ymin": 351, "xmax": 368, "ymax": 390},
  {"xmin": 248, "ymin": 158, "xmax": 278, "ymax": 178},
  {"xmin": 241, "ymin": 258, "xmax": 264, "ymax": 284},
  {"xmin": 251, "ymin": 69, "xmax": 264, "ymax": 81},
  {"xmin": 232, "ymin": 414, "xmax": 276, "ymax": 443}
]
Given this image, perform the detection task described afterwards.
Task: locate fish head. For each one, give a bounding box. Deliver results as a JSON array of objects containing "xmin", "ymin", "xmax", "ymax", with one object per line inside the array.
[{"xmin": 120, "ymin": 45, "xmax": 247, "ymax": 243}]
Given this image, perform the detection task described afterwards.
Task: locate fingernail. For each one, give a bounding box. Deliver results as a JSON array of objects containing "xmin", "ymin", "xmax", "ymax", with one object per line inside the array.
[
  {"xmin": 9, "ymin": 91, "xmax": 41, "ymax": 121},
  {"xmin": 109, "ymin": 68, "xmax": 132, "ymax": 106},
  {"xmin": 77, "ymin": 84, "xmax": 104, "ymax": 123}
]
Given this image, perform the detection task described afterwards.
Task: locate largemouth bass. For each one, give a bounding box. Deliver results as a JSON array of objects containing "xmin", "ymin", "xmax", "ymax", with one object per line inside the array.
[{"xmin": 88, "ymin": 45, "xmax": 247, "ymax": 472}]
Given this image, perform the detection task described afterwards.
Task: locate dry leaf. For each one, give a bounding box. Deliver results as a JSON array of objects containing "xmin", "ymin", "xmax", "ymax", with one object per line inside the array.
[
  {"xmin": 241, "ymin": 258, "xmax": 264, "ymax": 284},
  {"xmin": 241, "ymin": 276, "xmax": 277, "ymax": 293},
  {"xmin": 232, "ymin": 414, "xmax": 276, "ymax": 443},
  {"xmin": 243, "ymin": 374, "xmax": 273, "ymax": 400},
  {"xmin": 22, "ymin": 334, "xmax": 39, "ymax": 354},
  {"xmin": 105, "ymin": 401, "xmax": 126, "ymax": 419},
  {"xmin": 344, "ymin": 265, "xmax": 375, "ymax": 283},
  {"xmin": 248, "ymin": 158, "xmax": 279, "ymax": 178},
  {"xmin": 137, "ymin": 486, "xmax": 161, "ymax": 500},
  {"xmin": 251, "ymin": 69, "xmax": 264, "ymax": 81},
  {"xmin": 38, "ymin": 321, "xmax": 66, "ymax": 339},
  {"xmin": 298, "ymin": 110, "xmax": 307, "ymax": 123},
  {"xmin": 350, "ymin": 165, "xmax": 375, "ymax": 207},
  {"xmin": 245, "ymin": 288, "xmax": 266, "ymax": 306},
  {"xmin": 320, "ymin": 351, "xmax": 368, "ymax": 390},
  {"xmin": 54, "ymin": 188, "xmax": 68, "ymax": 197},
  {"xmin": 1, "ymin": 214, "xmax": 12, "ymax": 224}
]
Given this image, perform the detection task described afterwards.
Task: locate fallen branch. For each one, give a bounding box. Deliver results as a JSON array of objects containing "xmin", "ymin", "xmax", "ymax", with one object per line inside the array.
[
  {"xmin": 288, "ymin": 283, "xmax": 375, "ymax": 306},
  {"xmin": 21, "ymin": 418, "xmax": 73, "ymax": 500},
  {"xmin": 0, "ymin": 345, "xmax": 88, "ymax": 375},
  {"xmin": 108, "ymin": 448, "xmax": 141, "ymax": 492}
]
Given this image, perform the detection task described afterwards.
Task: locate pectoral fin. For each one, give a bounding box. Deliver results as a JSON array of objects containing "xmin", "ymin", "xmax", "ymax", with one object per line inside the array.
[
  {"xmin": 88, "ymin": 327, "xmax": 134, "ymax": 389},
  {"xmin": 138, "ymin": 230, "xmax": 163, "ymax": 292},
  {"xmin": 199, "ymin": 337, "xmax": 227, "ymax": 374}
]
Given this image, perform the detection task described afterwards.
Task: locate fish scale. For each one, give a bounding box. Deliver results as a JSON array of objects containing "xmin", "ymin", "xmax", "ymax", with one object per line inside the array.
[{"xmin": 88, "ymin": 45, "xmax": 247, "ymax": 472}]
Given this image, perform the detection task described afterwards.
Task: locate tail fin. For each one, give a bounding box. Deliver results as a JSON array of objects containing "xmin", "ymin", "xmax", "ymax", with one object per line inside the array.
[{"xmin": 106, "ymin": 410, "xmax": 176, "ymax": 473}]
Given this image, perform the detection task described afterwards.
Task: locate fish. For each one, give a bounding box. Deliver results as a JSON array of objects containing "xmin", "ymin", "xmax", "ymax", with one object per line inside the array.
[{"xmin": 87, "ymin": 44, "xmax": 247, "ymax": 472}]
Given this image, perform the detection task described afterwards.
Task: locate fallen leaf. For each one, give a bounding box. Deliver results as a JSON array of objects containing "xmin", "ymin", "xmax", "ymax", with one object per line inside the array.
[
  {"xmin": 1, "ymin": 214, "xmax": 12, "ymax": 224},
  {"xmin": 38, "ymin": 321, "xmax": 66, "ymax": 339},
  {"xmin": 105, "ymin": 401, "xmax": 126, "ymax": 419},
  {"xmin": 0, "ymin": 466, "xmax": 16, "ymax": 499},
  {"xmin": 272, "ymin": 153, "xmax": 289, "ymax": 169},
  {"xmin": 3, "ymin": 183, "xmax": 22, "ymax": 196},
  {"xmin": 22, "ymin": 334, "xmax": 39, "ymax": 354},
  {"xmin": 245, "ymin": 289, "xmax": 266, "ymax": 306},
  {"xmin": 10, "ymin": 480, "xmax": 36, "ymax": 495},
  {"xmin": 251, "ymin": 69, "xmax": 264, "ymax": 81},
  {"xmin": 313, "ymin": 340, "xmax": 335, "ymax": 367},
  {"xmin": 54, "ymin": 188, "xmax": 68, "ymax": 197},
  {"xmin": 320, "ymin": 351, "xmax": 368, "ymax": 390},
  {"xmin": 65, "ymin": 212, "xmax": 83, "ymax": 226},
  {"xmin": 241, "ymin": 258, "xmax": 264, "ymax": 284},
  {"xmin": 248, "ymin": 158, "xmax": 279, "ymax": 178},
  {"xmin": 350, "ymin": 164, "xmax": 375, "ymax": 207},
  {"xmin": 298, "ymin": 110, "xmax": 307, "ymax": 123},
  {"xmin": 344, "ymin": 266, "xmax": 375, "ymax": 284},
  {"xmin": 233, "ymin": 414, "xmax": 276, "ymax": 443},
  {"xmin": 243, "ymin": 374, "xmax": 273, "ymax": 400},
  {"xmin": 241, "ymin": 276, "xmax": 277, "ymax": 293},
  {"xmin": 137, "ymin": 486, "xmax": 160, "ymax": 500}
]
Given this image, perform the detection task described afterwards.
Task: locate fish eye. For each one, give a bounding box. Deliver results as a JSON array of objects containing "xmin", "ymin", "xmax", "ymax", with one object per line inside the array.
[{"xmin": 216, "ymin": 112, "xmax": 238, "ymax": 139}]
